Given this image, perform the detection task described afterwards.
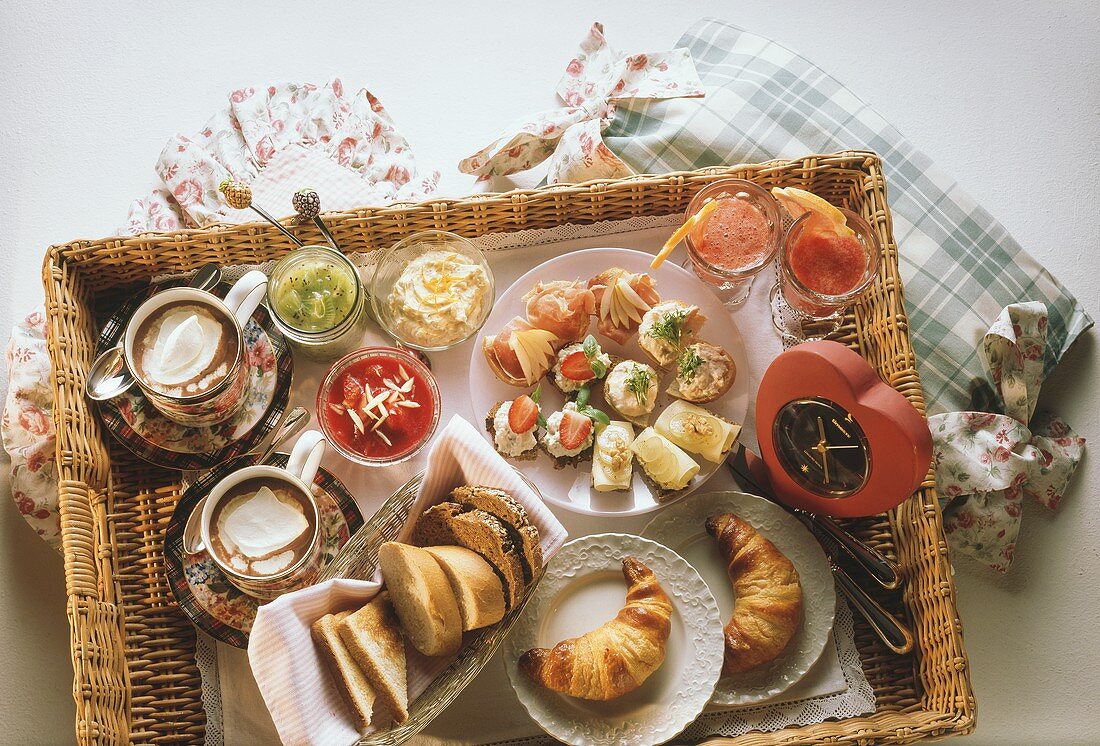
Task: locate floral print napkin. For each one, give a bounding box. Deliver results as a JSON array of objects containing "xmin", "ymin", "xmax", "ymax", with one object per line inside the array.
[
  {"xmin": 123, "ymin": 79, "xmax": 439, "ymax": 234},
  {"xmin": 458, "ymin": 22, "xmax": 704, "ymax": 184},
  {"xmin": 929, "ymin": 303, "xmax": 1086, "ymax": 572}
]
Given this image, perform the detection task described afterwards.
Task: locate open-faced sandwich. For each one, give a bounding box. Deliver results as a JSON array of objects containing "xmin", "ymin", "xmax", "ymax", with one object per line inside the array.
[
  {"xmin": 592, "ymin": 420, "xmax": 636, "ymax": 492},
  {"xmin": 522, "ymin": 280, "xmax": 595, "ymax": 344},
  {"xmin": 638, "ymin": 300, "xmax": 706, "ymax": 367},
  {"xmin": 604, "ymin": 359, "xmax": 659, "ymax": 425},
  {"xmin": 588, "ymin": 267, "xmax": 660, "ymax": 344},
  {"xmin": 667, "ymin": 341, "xmax": 737, "ymax": 403},
  {"xmin": 483, "ymin": 317, "xmax": 561, "ymax": 387},
  {"xmin": 631, "ymin": 426, "xmax": 701, "ymax": 500},
  {"xmin": 654, "ymin": 400, "xmax": 741, "ymax": 464},
  {"xmin": 487, "ymin": 388, "xmax": 542, "ymax": 460},
  {"xmin": 548, "ymin": 334, "xmax": 613, "ymax": 394}
]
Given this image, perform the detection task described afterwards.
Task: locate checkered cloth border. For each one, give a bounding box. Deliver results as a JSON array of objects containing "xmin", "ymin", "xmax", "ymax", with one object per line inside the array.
[{"xmin": 604, "ymin": 17, "xmax": 1093, "ymax": 414}]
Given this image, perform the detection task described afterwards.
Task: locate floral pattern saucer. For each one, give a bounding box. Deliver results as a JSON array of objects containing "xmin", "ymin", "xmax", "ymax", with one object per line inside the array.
[
  {"xmin": 164, "ymin": 453, "xmax": 364, "ymax": 648},
  {"xmin": 95, "ymin": 280, "xmax": 293, "ymax": 471}
]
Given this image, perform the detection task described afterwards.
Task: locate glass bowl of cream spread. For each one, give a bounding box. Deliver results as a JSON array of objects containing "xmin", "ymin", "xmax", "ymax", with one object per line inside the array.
[{"xmin": 370, "ymin": 230, "xmax": 494, "ymax": 351}]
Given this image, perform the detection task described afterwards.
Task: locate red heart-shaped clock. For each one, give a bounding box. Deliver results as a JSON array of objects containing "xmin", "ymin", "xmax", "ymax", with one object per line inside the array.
[{"xmin": 752, "ymin": 340, "xmax": 932, "ymax": 517}]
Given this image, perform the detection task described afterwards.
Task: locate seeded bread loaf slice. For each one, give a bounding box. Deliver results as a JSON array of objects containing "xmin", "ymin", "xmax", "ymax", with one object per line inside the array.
[
  {"xmin": 448, "ymin": 487, "xmax": 544, "ymax": 583},
  {"xmin": 378, "ymin": 542, "xmax": 463, "ymax": 657},
  {"xmin": 412, "ymin": 503, "xmax": 526, "ymax": 609},
  {"xmin": 337, "ymin": 593, "xmax": 408, "ymax": 725},
  {"xmin": 423, "ymin": 545, "xmax": 506, "ymax": 631},
  {"xmin": 311, "ymin": 611, "xmax": 376, "ymax": 732}
]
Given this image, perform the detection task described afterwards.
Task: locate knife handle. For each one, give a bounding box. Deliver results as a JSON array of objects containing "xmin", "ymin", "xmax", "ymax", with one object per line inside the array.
[
  {"xmin": 811, "ymin": 514, "xmax": 902, "ymax": 590},
  {"xmin": 833, "ymin": 564, "xmax": 914, "ymax": 655}
]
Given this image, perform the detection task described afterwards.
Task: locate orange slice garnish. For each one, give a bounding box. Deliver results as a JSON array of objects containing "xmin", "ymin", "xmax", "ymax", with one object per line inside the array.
[
  {"xmin": 651, "ymin": 199, "xmax": 719, "ymax": 269},
  {"xmin": 771, "ymin": 187, "xmax": 854, "ymax": 237}
]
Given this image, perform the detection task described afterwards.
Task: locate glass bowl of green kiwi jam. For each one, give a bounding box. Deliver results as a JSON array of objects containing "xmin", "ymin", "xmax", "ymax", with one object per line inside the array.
[{"xmin": 267, "ymin": 245, "xmax": 369, "ymax": 361}]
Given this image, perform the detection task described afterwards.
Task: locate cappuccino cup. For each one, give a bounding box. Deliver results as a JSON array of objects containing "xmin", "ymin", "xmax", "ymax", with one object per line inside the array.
[
  {"xmin": 201, "ymin": 430, "xmax": 327, "ymax": 600},
  {"xmin": 95, "ymin": 270, "xmax": 268, "ymax": 426}
]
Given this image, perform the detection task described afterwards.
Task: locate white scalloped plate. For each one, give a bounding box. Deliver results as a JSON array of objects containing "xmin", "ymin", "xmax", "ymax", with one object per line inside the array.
[
  {"xmin": 505, "ymin": 533, "xmax": 723, "ymax": 746},
  {"xmin": 469, "ymin": 247, "xmax": 750, "ymax": 516},
  {"xmin": 641, "ymin": 491, "xmax": 836, "ymax": 706}
]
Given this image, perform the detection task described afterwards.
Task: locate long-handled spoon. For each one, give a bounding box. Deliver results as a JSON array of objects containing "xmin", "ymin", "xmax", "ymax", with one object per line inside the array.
[
  {"xmin": 292, "ymin": 187, "xmax": 342, "ymax": 252},
  {"xmin": 219, "ymin": 178, "xmax": 304, "ymax": 247},
  {"xmin": 86, "ymin": 264, "xmax": 223, "ymax": 401},
  {"xmin": 182, "ymin": 406, "xmax": 310, "ymax": 554}
]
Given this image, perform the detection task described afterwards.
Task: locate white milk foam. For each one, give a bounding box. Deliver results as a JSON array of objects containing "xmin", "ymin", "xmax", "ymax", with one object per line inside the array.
[
  {"xmin": 139, "ymin": 304, "xmax": 229, "ymax": 392},
  {"xmin": 216, "ymin": 485, "xmax": 310, "ymax": 576}
]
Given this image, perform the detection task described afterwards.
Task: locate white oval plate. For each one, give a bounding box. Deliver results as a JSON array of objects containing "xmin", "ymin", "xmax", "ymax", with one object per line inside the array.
[
  {"xmin": 641, "ymin": 491, "xmax": 836, "ymax": 706},
  {"xmin": 505, "ymin": 533, "xmax": 723, "ymax": 746},
  {"xmin": 469, "ymin": 247, "xmax": 750, "ymax": 516}
]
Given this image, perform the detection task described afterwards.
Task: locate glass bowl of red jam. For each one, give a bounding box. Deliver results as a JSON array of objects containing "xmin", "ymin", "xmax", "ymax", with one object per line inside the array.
[
  {"xmin": 316, "ymin": 346, "xmax": 441, "ymax": 467},
  {"xmin": 683, "ymin": 179, "xmax": 783, "ymax": 306},
  {"xmin": 770, "ymin": 208, "xmax": 881, "ymax": 342}
]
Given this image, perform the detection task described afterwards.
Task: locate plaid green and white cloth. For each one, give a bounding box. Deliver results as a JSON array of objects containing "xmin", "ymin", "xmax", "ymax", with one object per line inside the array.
[{"xmin": 604, "ymin": 17, "xmax": 1093, "ymax": 414}]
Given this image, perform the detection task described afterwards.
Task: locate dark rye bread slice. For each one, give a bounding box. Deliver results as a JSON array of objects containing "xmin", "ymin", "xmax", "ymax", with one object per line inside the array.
[
  {"xmin": 485, "ymin": 401, "xmax": 539, "ymax": 461},
  {"xmin": 449, "ymin": 486, "xmax": 543, "ymax": 583},
  {"xmin": 411, "ymin": 503, "xmax": 526, "ymax": 609}
]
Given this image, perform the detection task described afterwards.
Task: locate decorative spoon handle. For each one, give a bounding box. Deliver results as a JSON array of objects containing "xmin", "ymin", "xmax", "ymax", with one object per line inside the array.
[
  {"xmin": 249, "ymin": 203, "xmax": 305, "ymax": 247},
  {"xmin": 220, "ymin": 178, "xmax": 304, "ymax": 246},
  {"xmin": 832, "ymin": 562, "xmax": 914, "ymax": 654},
  {"xmin": 292, "ymin": 187, "xmax": 342, "ymax": 252}
]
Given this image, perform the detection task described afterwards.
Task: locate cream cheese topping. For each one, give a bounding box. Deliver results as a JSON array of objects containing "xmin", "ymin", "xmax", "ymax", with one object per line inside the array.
[
  {"xmin": 493, "ymin": 400, "xmax": 537, "ymax": 456},
  {"xmin": 542, "ymin": 402, "xmax": 593, "ymax": 458}
]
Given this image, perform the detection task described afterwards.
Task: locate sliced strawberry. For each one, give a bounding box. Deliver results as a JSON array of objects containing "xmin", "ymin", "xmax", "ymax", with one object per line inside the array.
[
  {"xmin": 560, "ymin": 351, "xmax": 595, "ymax": 381},
  {"xmin": 342, "ymin": 375, "xmax": 363, "ymax": 409},
  {"xmin": 558, "ymin": 410, "xmax": 593, "ymax": 451},
  {"xmin": 507, "ymin": 395, "xmax": 539, "ymax": 434}
]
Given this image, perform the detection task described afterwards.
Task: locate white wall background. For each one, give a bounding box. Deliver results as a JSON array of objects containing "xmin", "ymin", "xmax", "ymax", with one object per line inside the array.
[{"xmin": 0, "ymin": 1, "xmax": 1096, "ymax": 743}]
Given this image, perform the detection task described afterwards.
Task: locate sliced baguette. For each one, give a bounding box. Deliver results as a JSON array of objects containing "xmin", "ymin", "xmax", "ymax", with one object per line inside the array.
[
  {"xmin": 311, "ymin": 611, "xmax": 376, "ymax": 732},
  {"xmin": 448, "ymin": 487, "xmax": 543, "ymax": 583},
  {"xmin": 378, "ymin": 542, "xmax": 463, "ymax": 658},
  {"xmin": 423, "ymin": 545, "xmax": 506, "ymax": 631},
  {"xmin": 412, "ymin": 503, "xmax": 526, "ymax": 609},
  {"xmin": 338, "ymin": 593, "xmax": 408, "ymax": 725}
]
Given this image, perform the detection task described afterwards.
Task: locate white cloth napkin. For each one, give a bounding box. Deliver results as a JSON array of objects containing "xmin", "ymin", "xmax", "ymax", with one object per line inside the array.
[{"xmin": 247, "ymin": 415, "xmax": 568, "ymax": 746}]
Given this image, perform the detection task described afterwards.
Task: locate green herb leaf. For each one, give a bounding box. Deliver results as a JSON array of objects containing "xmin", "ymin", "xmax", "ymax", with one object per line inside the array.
[
  {"xmin": 579, "ymin": 405, "xmax": 611, "ymax": 426},
  {"xmin": 530, "ymin": 383, "xmax": 542, "ymax": 404},
  {"xmin": 537, "ymin": 413, "xmax": 548, "ymax": 429},
  {"xmin": 678, "ymin": 346, "xmax": 704, "ymax": 382},
  {"xmin": 575, "ymin": 385, "xmax": 591, "ymax": 408},
  {"xmin": 583, "ymin": 335, "xmax": 607, "ymax": 378},
  {"xmin": 582, "ymin": 334, "xmax": 599, "ymax": 359}
]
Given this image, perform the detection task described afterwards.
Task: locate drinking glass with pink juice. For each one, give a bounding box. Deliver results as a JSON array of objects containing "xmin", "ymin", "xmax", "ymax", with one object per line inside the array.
[{"xmin": 683, "ymin": 179, "xmax": 782, "ymax": 307}]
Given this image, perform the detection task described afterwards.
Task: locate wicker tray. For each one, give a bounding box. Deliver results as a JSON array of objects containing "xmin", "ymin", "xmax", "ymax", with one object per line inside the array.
[{"xmin": 42, "ymin": 151, "xmax": 974, "ymax": 744}]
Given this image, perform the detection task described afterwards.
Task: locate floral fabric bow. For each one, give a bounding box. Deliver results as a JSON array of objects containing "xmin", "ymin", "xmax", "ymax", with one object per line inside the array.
[
  {"xmin": 459, "ymin": 22, "xmax": 705, "ymax": 184},
  {"xmin": 929, "ymin": 302, "xmax": 1085, "ymax": 572}
]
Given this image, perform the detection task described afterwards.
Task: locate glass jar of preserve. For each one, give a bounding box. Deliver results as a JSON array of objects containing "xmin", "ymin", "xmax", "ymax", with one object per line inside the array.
[{"xmin": 266, "ymin": 245, "xmax": 369, "ymax": 361}]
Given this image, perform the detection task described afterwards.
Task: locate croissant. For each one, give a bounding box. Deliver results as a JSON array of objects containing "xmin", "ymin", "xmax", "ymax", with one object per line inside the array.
[
  {"xmin": 519, "ymin": 556, "xmax": 672, "ymax": 700},
  {"xmin": 706, "ymin": 513, "xmax": 802, "ymax": 675}
]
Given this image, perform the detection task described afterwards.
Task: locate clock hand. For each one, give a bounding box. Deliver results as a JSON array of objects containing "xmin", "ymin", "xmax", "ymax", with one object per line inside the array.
[
  {"xmin": 816, "ymin": 417, "xmax": 831, "ymax": 484},
  {"xmin": 823, "ymin": 444, "xmax": 861, "ymax": 450}
]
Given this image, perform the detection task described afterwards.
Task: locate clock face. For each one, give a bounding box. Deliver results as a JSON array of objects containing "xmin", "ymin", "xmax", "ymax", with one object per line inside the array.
[{"xmin": 772, "ymin": 398, "xmax": 870, "ymax": 497}]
